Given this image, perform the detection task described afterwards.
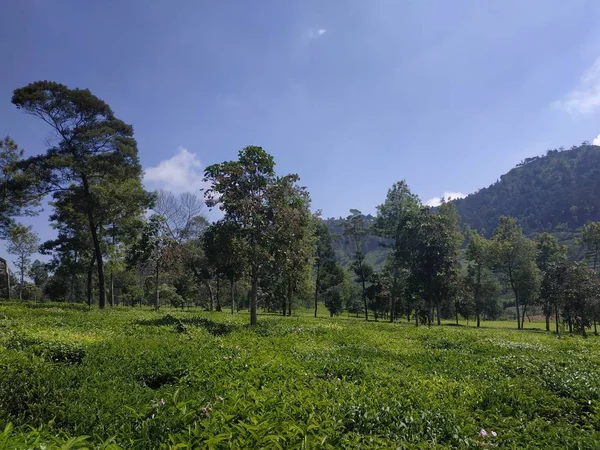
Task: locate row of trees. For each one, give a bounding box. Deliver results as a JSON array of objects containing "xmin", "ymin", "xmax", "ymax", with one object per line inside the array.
[{"xmin": 2, "ymin": 81, "xmax": 600, "ymax": 334}]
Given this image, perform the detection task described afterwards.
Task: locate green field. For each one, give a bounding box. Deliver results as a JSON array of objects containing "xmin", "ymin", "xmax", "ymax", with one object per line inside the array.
[{"xmin": 1, "ymin": 303, "xmax": 599, "ymax": 449}]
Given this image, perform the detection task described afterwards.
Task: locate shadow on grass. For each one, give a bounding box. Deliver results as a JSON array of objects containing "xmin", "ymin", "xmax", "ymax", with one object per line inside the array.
[{"xmin": 136, "ymin": 314, "xmax": 239, "ymax": 336}]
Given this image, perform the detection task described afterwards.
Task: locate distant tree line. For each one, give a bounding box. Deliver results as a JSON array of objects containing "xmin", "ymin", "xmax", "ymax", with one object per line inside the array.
[{"xmin": 2, "ymin": 81, "xmax": 600, "ymax": 335}]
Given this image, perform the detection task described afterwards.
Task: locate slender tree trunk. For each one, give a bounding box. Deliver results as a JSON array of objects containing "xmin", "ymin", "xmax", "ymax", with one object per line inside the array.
[
  {"xmin": 87, "ymin": 255, "xmax": 95, "ymax": 307},
  {"xmin": 109, "ymin": 228, "xmax": 115, "ymax": 307},
  {"xmin": 555, "ymin": 304, "xmax": 560, "ymax": 334},
  {"xmin": 594, "ymin": 320, "xmax": 598, "ymax": 336},
  {"xmin": 287, "ymin": 282, "xmax": 292, "ymax": 317},
  {"xmin": 314, "ymin": 268, "xmax": 320, "ymax": 318},
  {"xmin": 476, "ymin": 312, "xmax": 481, "ymax": 328},
  {"xmin": 521, "ymin": 303, "xmax": 528, "ymax": 329},
  {"xmin": 361, "ymin": 275, "xmax": 368, "ymax": 321},
  {"xmin": 109, "ymin": 269, "xmax": 114, "ymax": 307},
  {"xmin": 415, "ymin": 308, "xmax": 419, "ymax": 327},
  {"xmin": 514, "ymin": 292, "xmax": 521, "ymax": 330},
  {"xmin": 250, "ymin": 266, "xmax": 258, "ymax": 326},
  {"xmin": 455, "ymin": 310, "xmax": 459, "ymax": 326},
  {"xmin": 19, "ymin": 259, "xmax": 24, "ymax": 301},
  {"xmin": 81, "ymin": 175, "xmax": 106, "ymax": 308},
  {"xmin": 89, "ymin": 219, "xmax": 105, "ymax": 309},
  {"xmin": 436, "ymin": 305, "xmax": 441, "ymax": 326},
  {"xmin": 230, "ymin": 278, "xmax": 235, "ymax": 315},
  {"xmin": 216, "ymin": 276, "xmax": 221, "ymax": 312},
  {"xmin": 5, "ymin": 264, "xmax": 10, "ymax": 300},
  {"xmin": 545, "ymin": 310, "xmax": 550, "ymax": 332},
  {"xmin": 69, "ymin": 251, "xmax": 77, "ymax": 303},
  {"xmin": 154, "ymin": 256, "xmax": 159, "ymax": 311},
  {"xmin": 282, "ymin": 292, "xmax": 286, "ymax": 316},
  {"xmin": 428, "ymin": 299, "xmax": 433, "ymax": 326}
]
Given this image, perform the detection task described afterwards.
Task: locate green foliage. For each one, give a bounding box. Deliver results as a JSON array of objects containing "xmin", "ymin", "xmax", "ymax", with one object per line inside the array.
[
  {"xmin": 454, "ymin": 144, "xmax": 600, "ymax": 234},
  {"xmin": 491, "ymin": 217, "xmax": 541, "ymax": 330},
  {"xmin": 1, "ymin": 304, "xmax": 600, "ymax": 448}
]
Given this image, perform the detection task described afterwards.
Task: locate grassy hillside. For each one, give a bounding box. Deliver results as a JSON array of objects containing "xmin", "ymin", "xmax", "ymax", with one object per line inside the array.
[{"xmin": 1, "ymin": 303, "xmax": 600, "ymax": 448}]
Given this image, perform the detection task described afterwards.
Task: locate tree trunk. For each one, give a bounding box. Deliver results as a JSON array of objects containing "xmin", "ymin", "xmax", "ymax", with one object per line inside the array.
[
  {"xmin": 314, "ymin": 267, "xmax": 320, "ymax": 318},
  {"xmin": 89, "ymin": 218, "xmax": 105, "ymax": 309},
  {"xmin": 250, "ymin": 267, "xmax": 258, "ymax": 326},
  {"xmin": 109, "ymin": 269, "xmax": 114, "ymax": 307},
  {"xmin": 476, "ymin": 312, "xmax": 480, "ymax": 328},
  {"xmin": 154, "ymin": 256, "xmax": 159, "ymax": 311},
  {"xmin": 555, "ymin": 305, "xmax": 560, "ymax": 334},
  {"xmin": 287, "ymin": 282, "xmax": 292, "ymax": 317},
  {"xmin": 361, "ymin": 275, "xmax": 368, "ymax": 321},
  {"xmin": 514, "ymin": 293, "xmax": 521, "ymax": 330},
  {"xmin": 455, "ymin": 310, "xmax": 459, "ymax": 326},
  {"xmin": 546, "ymin": 311, "xmax": 550, "ymax": 332},
  {"xmin": 594, "ymin": 320, "xmax": 598, "ymax": 336},
  {"xmin": 86, "ymin": 255, "xmax": 95, "ymax": 307},
  {"xmin": 436, "ymin": 305, "xmax": 441, "ymax": 326},
  {"xmin": 521, "ymin": 303, "xmax": 528, "ymax": 329},
  {"xmin": 19, "ymin": 259, "xmax": 24, "ymax": 301},
  {"xmin": 216, "ymin": 276, "xmax": 221, "ymax": 312},
  {"xmin": 230, "ymin": 278, "xmax": 235, "ymax": 315}
]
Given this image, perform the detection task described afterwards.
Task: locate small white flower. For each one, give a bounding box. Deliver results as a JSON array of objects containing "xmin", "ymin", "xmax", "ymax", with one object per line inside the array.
[
  {"xmin": 480, "ymin": 429, "xmax": 487, "ymax": 437},
  {"xmin": 491, "ymin": 431, "xmax": 497, "ymax": 437}
]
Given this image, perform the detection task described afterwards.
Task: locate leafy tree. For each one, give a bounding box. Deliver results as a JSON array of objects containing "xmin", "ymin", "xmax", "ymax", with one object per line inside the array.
[
  {"xmin": 204, "ymin": 146, "xmax": 277, "ymax": 326},
  {"xmin": 344, "ymin": 209, "xmax": 372, "ymax": 320},
  {"xmin": 12, "ymin": 81, "xmax": 149, "ymax": 308},
  {"xmin": 580, "ymin": 221, "xmax": 600, "ymax": 271},
  {"xmin": 321, "ymin": 263, "xmax": 346, "ymax": 316},
  {"xmin": 535, "ymin": 233, "xmax": 567, "ymax": 331},
  {"xmin": 267, "ymin": 174, "xmax": 315, "ymax": 316},
  {"xmin": 365, "ymin": 272, "xmax": 391, "ymax": 320},
  {"xmin": 562, "ymin": 262, "xmax": 600, "ymax": 336},
  {"xmin": 313, "ymin": 219, "xmax": 338, "ymax": 317},
  {"xmin": 29, "ymin": 260, "xmax": 49, "ymax": 291},
  {"xmin": 491, "ymin": 217, "xmax": 541, "ymax": 329},
  {"xmin": 128, "ymin": 215, "xmax": 176, "ymax": 310},
  {"xmin": 373, "ymin": 180, "xmax": 421, "ymax": 322},
  {"xmin": 0, "ymin": 136, "xmax": 40, "ymax": 237},
  {"xmin": 540, "ymin": 262, "xmax": 568, "ymax": 334},
  {"xmin": 204, "ymin": 221, "xmax": 245, "ymax": 313},
  {"xmin": 465, "ymin": 229, "xmax": 498, "ymax": 327},
  {"xmin": 6, "ymin": 224, "xmax": 39, "ymax": 301}
]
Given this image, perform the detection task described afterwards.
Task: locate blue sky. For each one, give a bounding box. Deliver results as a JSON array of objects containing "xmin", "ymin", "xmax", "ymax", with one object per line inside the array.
[{"xmin": 2, "ymin": 1, "xmax": 600, "ymax": 264}]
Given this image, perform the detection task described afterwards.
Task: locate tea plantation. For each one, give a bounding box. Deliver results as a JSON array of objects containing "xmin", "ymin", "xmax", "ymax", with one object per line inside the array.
[{"xmin": 1, "ymin": 303, "xmax": 600, "ymax": 449}]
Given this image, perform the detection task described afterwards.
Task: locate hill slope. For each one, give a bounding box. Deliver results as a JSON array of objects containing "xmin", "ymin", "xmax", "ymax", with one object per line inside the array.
[{"xmin": 454, "ymin": 144, "xmax": 600, "ymax": 236}]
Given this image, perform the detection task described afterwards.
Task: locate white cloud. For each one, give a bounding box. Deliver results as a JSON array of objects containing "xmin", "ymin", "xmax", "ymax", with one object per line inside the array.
[
  {"xmin": 425, "ymin": 191, "xmax": 466, "ymax": 207},
  {"xmin": 303, "ymin": 27, "xmax": 328, "ymax": 43},
  {"xmin": 144, "ymin": 147, "xmax": 208, "ymax": 194},
  {"xmin": 555, "ymin": 56, "xmax": 600, "ymax": 114},
  {"xmin": 593, "ymin": 133, "xmax": 600, "ymax": 146}
]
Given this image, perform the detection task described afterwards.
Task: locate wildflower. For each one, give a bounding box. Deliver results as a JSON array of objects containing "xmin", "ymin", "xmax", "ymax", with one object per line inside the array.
[
  {"xmin": 160, "ymin": 398, "xmax": 165, "ymax": 406},
  {"xmin": 201, "ymin": 407, "xmax": 213, "ymax": 417},
  {"xmin": 491, "ymin": 431, "xmax": 497, "ymax": 437},
  {"xmin": 480, "ymin": 429, "xmax": 487, "ymax": 437}
]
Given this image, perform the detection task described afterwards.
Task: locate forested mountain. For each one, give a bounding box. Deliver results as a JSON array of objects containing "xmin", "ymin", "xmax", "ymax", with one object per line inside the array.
[
  {"xmin": 454, "ymin": 144, "xmax": 600, "ymax": 236},
  {"xmin": 326, "ymin": 144, "xmax": 600, "ymax": 265}
]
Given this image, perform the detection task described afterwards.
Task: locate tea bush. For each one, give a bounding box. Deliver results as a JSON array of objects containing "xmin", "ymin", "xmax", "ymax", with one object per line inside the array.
[{"xmin": 1, "ymin": 303, "xmax": 600, "ymax": 448}]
